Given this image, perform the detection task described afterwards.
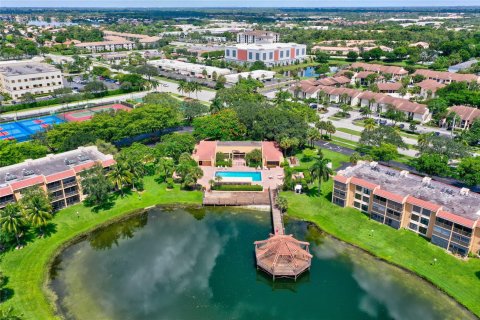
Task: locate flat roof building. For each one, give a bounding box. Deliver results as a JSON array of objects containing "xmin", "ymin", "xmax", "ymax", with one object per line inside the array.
[
  {"xmin": 0, "ymin": 146, "xmax": 115, "ymax": 211},
  {"xmin": 148, "ymin": 59, "xmax": 231, "ymax": 79},
  {"xmin": 333, "ymin": 161, "xmax": 480, "ymax": 257},
  {"xmin": 0, "ymin": 61, "xmax": 64, "ymax": 101},
  {"xmin": 237, "ymin": 30, "xmax": 280, "ymax": 44},
  {"xmin": 224, "ymin": 43, "xmax": 307, "ymax": 67},
  {"xmin": 224, "ymin": 70, "xmax": 276, "ymax": 84}
]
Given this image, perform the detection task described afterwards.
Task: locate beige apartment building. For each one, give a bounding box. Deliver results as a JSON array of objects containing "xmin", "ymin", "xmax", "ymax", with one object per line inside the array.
[
  {"xmin": 332, "ymin": 161, "xmax": 480, "ymax": 257},
  {"xmin": 0, "ymin": 146, "xmax": 115, "ymax": 212},
  {"xmin": 0, "ymin": 61, "xmax": 64, "ymax": 101}
]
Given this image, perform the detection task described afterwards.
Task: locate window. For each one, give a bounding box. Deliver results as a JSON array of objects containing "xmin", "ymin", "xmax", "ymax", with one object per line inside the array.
[
  {"xmin": 413, "ymin": 205, "xmax": 421, "ymax": 213},
  {"xmin": 354, "ymin": 201, "xmax": 361, "ymax": 209},
  {"xmin": 296, "ymin": 49, "xmax": 299, "ymax": 55},
  {"xmin": 248, "ymin": 52, "xmax": 253, "ymax": 59},
  {"xmin": 256, "ymin": 53, "xmax": 260, "ymax": 60},
  {"xmin": 280, "ymin": 51, "xmax": 284, "ymax": 58},
  {"xmin": 262, "ymin": 53, "xmax": 266, "ymax": 60},
  {"xmin": 361, "ymin": 204, "xmax": 369, "ymax": 212},
  {"xmin": 431, "ymin": 235, "xmax": 449, "ymax": 249},
  {"xmin": 269, "ymin": 52, "xmax": 273, "ymax": 59},
  {"xmin": 333, "ymin": 197, "xmax": 345, "ymax": 207},
  {"xmin": 302, "ymin": 48, "xmax": 306, "ymax": 55},
  {"xmin": 362, "ymin": 196, "xmax": 369, "ymax": 203},
  {"xmin": 418, "ymin": 226, "xmax": 428, "ymax": 235},
  {"xmin": 286, "ymin": 50, "xmax": 290, "ymax": 57},
  {"xmin": 409, "ymin": 223, "xmax": 418, "ymax": 231},
  {"xmin": 356, "ymin": 185, "xmax": 363, "ymax": 192},
  {"xmin": 420, "ymin": 217, "xmax": 429, "ymax": 226},
  {"xmin": 355, "ymin": 193, "xmax": 362, "ymax": 200},
  {"xmin": 232, "ymin": 50, "xmax": 237, "ymax": 58},
  {"xmin": 411, "ymin": 214, "xmax": 419, "ymax": 221},
  {"xmin": 433, "ymin": 226, "xmax": 451, "ymax": 239},
  {"xmin": 422, "ymin": 209, "xmax": 431, "ymax": 217}
]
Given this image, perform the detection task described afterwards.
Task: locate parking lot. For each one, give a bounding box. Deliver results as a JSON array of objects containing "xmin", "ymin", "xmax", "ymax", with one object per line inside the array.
[{"xmin": 64, "ymin": 75, "xmax": 120, "ymax": 93}]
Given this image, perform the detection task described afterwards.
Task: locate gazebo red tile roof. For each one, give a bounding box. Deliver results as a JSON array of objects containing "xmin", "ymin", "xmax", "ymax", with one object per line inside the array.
[{"xmin": 254, "ymin": 234, "xmax": 312, "ymax": 280}]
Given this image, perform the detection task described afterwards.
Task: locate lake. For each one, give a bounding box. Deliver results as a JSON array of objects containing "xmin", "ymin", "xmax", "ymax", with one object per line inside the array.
[{"xmin": 49, "ymin": 206, "xmax": 475, "ymax": 320}]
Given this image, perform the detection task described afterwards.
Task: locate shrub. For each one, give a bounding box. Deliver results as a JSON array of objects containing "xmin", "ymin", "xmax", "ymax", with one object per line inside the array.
[
  {"xmin": 166, "ymin": 178, "xmax": 174, "ymax": 189},
  {"xmin": 211, "ymin": 184, "xmax": 263, "ymax": 191}
]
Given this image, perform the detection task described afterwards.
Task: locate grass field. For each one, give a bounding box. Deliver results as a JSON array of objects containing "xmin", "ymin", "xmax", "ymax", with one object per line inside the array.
[
  {"xmin": 283, "ymin": 150, "xmax": 480, "ymax": 317},
  {"xmin": 0, "ymin": 177, "xmax": 202, "ymax": 319}
]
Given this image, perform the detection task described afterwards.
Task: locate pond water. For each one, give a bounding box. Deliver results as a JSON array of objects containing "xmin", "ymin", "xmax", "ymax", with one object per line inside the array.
[
  {"xmin": 49, "ymin": 207, "xmax": 475, "ymax": 320},
  {"xmin": 283, "ymin": 66, "xmax": 339, "ymax": 78}
]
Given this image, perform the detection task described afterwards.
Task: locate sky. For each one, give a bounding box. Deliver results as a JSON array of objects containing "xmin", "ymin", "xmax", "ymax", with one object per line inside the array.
[{"xmin": 2, "ymin": 0, "xmax": 480, "ymax": 7}]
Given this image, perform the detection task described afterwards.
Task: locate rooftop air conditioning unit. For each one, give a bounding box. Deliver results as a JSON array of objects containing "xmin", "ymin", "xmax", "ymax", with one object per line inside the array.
[
  {"xmin": 400, "ymin": 170, "xmax": 409, "ymax": 177},
  {"xmin": 370, "ymin": 161, "xmax": 378, "ymax": 169},
  {"xmin": 422, "ymin": 177, "xmax": 431, "ymax": 186},
  {"xmin": 460, "ymin": 188, "xmax": 470, "ymax": 196}
]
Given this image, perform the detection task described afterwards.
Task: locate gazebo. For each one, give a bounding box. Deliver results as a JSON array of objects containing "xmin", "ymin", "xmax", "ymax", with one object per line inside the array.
[{"xmin": 254, "ymin": 234, "xmax": 312, "ymax": 280}]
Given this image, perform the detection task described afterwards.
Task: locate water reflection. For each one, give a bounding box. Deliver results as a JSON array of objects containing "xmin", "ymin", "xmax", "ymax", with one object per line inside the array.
[{"xmin": 50, "ymin": 207, "xmax": 475, "ymax": 320}]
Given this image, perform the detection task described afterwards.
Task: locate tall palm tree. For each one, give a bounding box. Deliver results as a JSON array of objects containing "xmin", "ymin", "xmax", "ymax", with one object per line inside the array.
[
  {"xmin": 21, "ymin": 189, "xmax": 53, "ymax": 236},
  {"xmin": 156, "ymin": 157, "xmax": 175, "ymax": 182},
  {"xmin": 309, "ymin": 156, "xmax": 333, "ymax": 196},
  {"xmin": 307, "ymin": 127, "xmax": 321, "ymax": 147},
  {"xmin": 360, "ymin": 106, "xmax": 373, "ymax": 118},
  {"xmin": 108, "ymin": 164, "xmax": 133, "ymax": 196},
  {"xmin": 177, "ymin": 80, "xmax": 187, "ymax": 96},
  {"xmin": 0, "ymin": 204, "xmax": 26, "ymax": 247},
  {"xmin": 417, "ymin": 132, "xmax": 434, "ymax": 151}
]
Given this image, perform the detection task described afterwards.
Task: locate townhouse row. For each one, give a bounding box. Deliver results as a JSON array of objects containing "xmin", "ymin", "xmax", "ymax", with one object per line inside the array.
[
  {"xmin": 0, "ymin": 146, "xmax": 115, "ymax": 212},
  {"xmin": 293, "ymin": 80, "xmax": 431, "ymax": 123},
  {"xmin": 333, "ymin": 161, "xmax": 480, "ymax": 257}
]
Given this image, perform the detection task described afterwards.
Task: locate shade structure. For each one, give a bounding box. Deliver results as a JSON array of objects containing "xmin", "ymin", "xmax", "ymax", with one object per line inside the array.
[{"xmin": 254, "ymin": 234, "xmax": 312, "ymax": 280}]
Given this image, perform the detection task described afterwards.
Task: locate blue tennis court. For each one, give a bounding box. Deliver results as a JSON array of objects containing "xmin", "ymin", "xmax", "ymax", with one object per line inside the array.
[{"xmin": 0, "ymin": 115, "xmax": 65, "ymax": 142}]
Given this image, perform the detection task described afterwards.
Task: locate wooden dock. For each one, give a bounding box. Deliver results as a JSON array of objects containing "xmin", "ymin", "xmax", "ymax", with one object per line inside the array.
[{"xmin": 269, "ymin": 188, "xmax": 285, "ymax": 235}]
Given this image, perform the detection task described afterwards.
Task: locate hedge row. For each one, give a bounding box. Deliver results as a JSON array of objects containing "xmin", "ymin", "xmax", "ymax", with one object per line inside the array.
[{"xmin": 212, "ymin": 184, "xmax": 263, "ymax": 191}]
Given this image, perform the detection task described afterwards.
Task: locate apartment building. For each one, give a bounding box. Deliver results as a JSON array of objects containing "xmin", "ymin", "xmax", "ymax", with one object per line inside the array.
[
  {"xmin": 293, "ymin": 80, "xmax": 431, "ymax": 123},
  {"xmin": 224, "ymin": 43, "xmax": 307, "ymax": 67},
  {"xmin": 74, "ymin": 36, "xmax": 135, "ymax": 53},
  {"xmin": 0, "ymin": 61, "xmax": 64, "ymax": 101},
  {"xmin": 0, "ymin": 146, "xmax": 115, "ymax": 212},
  {"xmin": 413, "ymin": 69, "xmax": 479, "ymax": 84},
  {"xmin": 448, "ymin": 105, "xmax": 480, "ymax": 129},
  {"xmin": 236, "ymin": 30, "xmax": 280, "ymax": 44},
  {"xmin": 350, "ymin": 62, "xmax": 408, "ymax": 80},
  {"xmin": 332, "ymin": 161, "xmax": 480, "ymax": 257}
]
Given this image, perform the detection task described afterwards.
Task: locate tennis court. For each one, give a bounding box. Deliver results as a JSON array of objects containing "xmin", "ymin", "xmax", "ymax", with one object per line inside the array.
[
  {"xmin": 62, "ymin": 104, "xmax": 132, "ymax": 122},
  {"xmin": 0, "ymin": 115, "xmax": 65, "ymax": 142}
]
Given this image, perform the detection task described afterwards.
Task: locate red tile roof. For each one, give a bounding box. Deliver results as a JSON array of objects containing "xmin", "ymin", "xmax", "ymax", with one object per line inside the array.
[
  {"xmin": 334, "ymin": 175, "xmax": 349, "ymax": 184},
  {"xmin": 0, "ymin": 185, "xmax": 13, "ymax": 197},
  {"xmin": 193, "ymin": 140, "xmax": 217, "ymax": 161},
  {"xmin": 45, "ymin": 169, "xmax": 76, "ymax": 183},
  {"xmin": 102, "ymin": 159, "xmax": 116, "ymax": 168},
  {"xmin": 413, "ymin": 69, "xmax": 478, "ymax": 83},
  {"xmin": 262, "ymin": 141, "xmax": 283, "ymax": 162},
  {"xmin": 373, "ymin": 189, "xmax": 405, "ymax": 204},
  {"xmin": 377, "ymin": 82, "xmax": 402, "ymax": 91},
  {"xmin": 350, "ymin": 177, "xmax": 379, "ymax": 190},
  {"xmin": 351, "ymin": 62, "xmax": 408, "ymax": 75},
  {"xmin": 450, "ymin": 105, "xmax": 480, "ymax": 123},
  {"xmin": 417, "ymin": 79, "xmax": 445, "ymax": 92},
  {"xmin": 437, "ymin": 210, "xmax": 477, "ymax": 229},
  {"xmin": 406, "ymin": 195, "xmax": 442, "ymax": 212},
  {"xmin": 73, "ymin": 161, "xmax": 97, "ymax": 173},
  {"xmin": 10, "ymin": 176, "xmax": 45, "ymax": 191}
]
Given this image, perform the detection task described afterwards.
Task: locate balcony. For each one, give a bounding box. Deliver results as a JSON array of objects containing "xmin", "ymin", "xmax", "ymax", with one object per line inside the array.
[
  {"xmin": 63, "ymin": 181, "xmax": 78, "ymax": 188},
  {"xmin": 452, "ymin": 227, "xmax": 472, "ymax": 238},
  {"xmin": 65, "ymin": 190, "xmax": 79, "ymax": 198},
  {"xmin": 47, "ymin": 184, "xmax": 63, "ymax": 192},
  {"xmin": 51, "ymin": 194, "xmax": 65, "ymax": 201}
]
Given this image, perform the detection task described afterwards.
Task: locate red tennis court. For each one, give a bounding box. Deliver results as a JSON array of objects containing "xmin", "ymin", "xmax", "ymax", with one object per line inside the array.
[{"xmin": 62, "ymin": 104, "xmax": 132, "ymax": 122}]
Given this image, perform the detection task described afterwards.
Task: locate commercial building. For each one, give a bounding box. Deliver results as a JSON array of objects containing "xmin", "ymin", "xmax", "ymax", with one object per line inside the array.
[
  {"xmin": 147, "ymin": 59, "xmax": 231, "ymax": 79},
  {"xmin": 74, "ymin": 31, "xmax": 161, "ymax": 53},
  {"xmin": 0, "ymin": 61, "xmax": 64, "ymax": 101},
  {"xmin": 192, "ymin": 141, "xmax": 283, "ymax": 168},
  {"xmin": 413, "ymin": 69, "xmax": 479, "ymax": 84},
  {"xmin": 224, "ymin": 43, "xmax": 307, "ymax": 67},
  {"xmin": 333, "ymin": 161, "xmax": 480, "ymax": 257},
  {"xmin": 0, "ymin": 146, "xmax": 115, "ymax": 211},
  {"xmin": 236, "ymin": 30, "xmax": 280, "ymax": 44}
]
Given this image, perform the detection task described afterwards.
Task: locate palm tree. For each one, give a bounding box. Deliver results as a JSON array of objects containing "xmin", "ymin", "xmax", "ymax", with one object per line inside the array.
[
  {"xmin": 108, "ymin": 164, "xmax": 133, "ymax": 196},
  {"xmin": 307, "ymin": 127, "xmax": 321, "ymax": 147},
  {"xmin": 21, "ymin": 188, "xmax": 53, "ymax": 236},
  {"xmin": 187, "ymin": 81, "xmax": 201, "ymax": 99},
  {"xmin": 364, "ymin": 118, "xmax": 376, "ymax": 131},
  {"xmin": 0, "ymin": 204, "xmax": 26, "ymax": 247},
  {"xmin": 326, "ymin": 121, "xmax": 336, "ymax": 139},
  {"xmin": 177, "ymin": 80, "xmax": 187, "ymax": 96},
  {"xmin": 350, "ymin": 152, "xmax": 361, "ymax": 165},
  {"xmin": 417, "ymin": 132, "xmax": 433, "ymax": 151},
  {"xmin": 360, "ymin": 106, "xmax": 373, "ymax": 118},
  {"xmin": 309, "ymin": 156, "xmax": 333, "ymax": 196},
  {"xmin": 156, "ymin": 157, "xmax": 175, "ymax": 182}
]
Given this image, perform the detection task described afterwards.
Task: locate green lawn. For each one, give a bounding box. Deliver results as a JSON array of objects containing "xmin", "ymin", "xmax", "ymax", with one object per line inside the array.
[
  {"xmin": 336, "ymin": 127, "xmax": 361, "ymax": 136},
  {"xmin": 282, "ymin": 180, "xmax": 480, "ymax": 318},
  {"xmin": 0, "ymin": 177, "xmax": 202, "ymax": 319}
]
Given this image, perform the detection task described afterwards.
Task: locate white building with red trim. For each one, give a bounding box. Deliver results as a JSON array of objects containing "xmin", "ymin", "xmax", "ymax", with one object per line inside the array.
[
  {"xmin": 0, "ymin": 146, "xmax": 115, "ymax": 211},
  {"xmin": 224, "ymin": 43, "xmax": 307, "ymax": 67}
]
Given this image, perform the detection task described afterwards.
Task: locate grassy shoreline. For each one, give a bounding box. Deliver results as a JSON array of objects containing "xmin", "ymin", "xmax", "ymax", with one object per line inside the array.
[
  {"xmin": 0, "ymin": 177, "xmax": 202, "ymax": 319},
  {"xmin": 282, "ymin": 184, "xmax": 480, "ymax": 317}
]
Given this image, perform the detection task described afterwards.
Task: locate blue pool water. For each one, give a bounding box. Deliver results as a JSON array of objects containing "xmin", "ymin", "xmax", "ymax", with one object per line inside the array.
[
  {"xmin": 0, "ymin": 115, "xmax": 65, "ymax": 142},
  {"xmin": 215, "ymin": 171, "xmax": 262, "ymax": 182}
]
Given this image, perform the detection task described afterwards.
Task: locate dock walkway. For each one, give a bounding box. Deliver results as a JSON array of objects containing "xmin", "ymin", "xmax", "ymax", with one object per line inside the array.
[{"xmin": 269, "ymin": 188, "xmax": 285, "ymax": 235}]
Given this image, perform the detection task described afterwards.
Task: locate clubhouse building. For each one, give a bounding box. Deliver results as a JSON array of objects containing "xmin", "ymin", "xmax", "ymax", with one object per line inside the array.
[
  {"xmin": 0, "ymin": 146, "xmax": 115, "ymax": 211},
  {"xmin": 192, "ymin": 140, "xmax": 283, "ymax": 167},
  {"xmin": 332, "ymin": 161, "xmax": 480, "ymax": 257},
  {"xmin": 224, "ymin": 43, "xmax": 307, "ymax": 67}
]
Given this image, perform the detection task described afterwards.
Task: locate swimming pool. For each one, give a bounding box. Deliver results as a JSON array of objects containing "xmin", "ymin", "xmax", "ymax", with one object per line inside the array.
[{"xmin": 215, "ymin": 171, "xmax": 262, "ymax": 182}]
